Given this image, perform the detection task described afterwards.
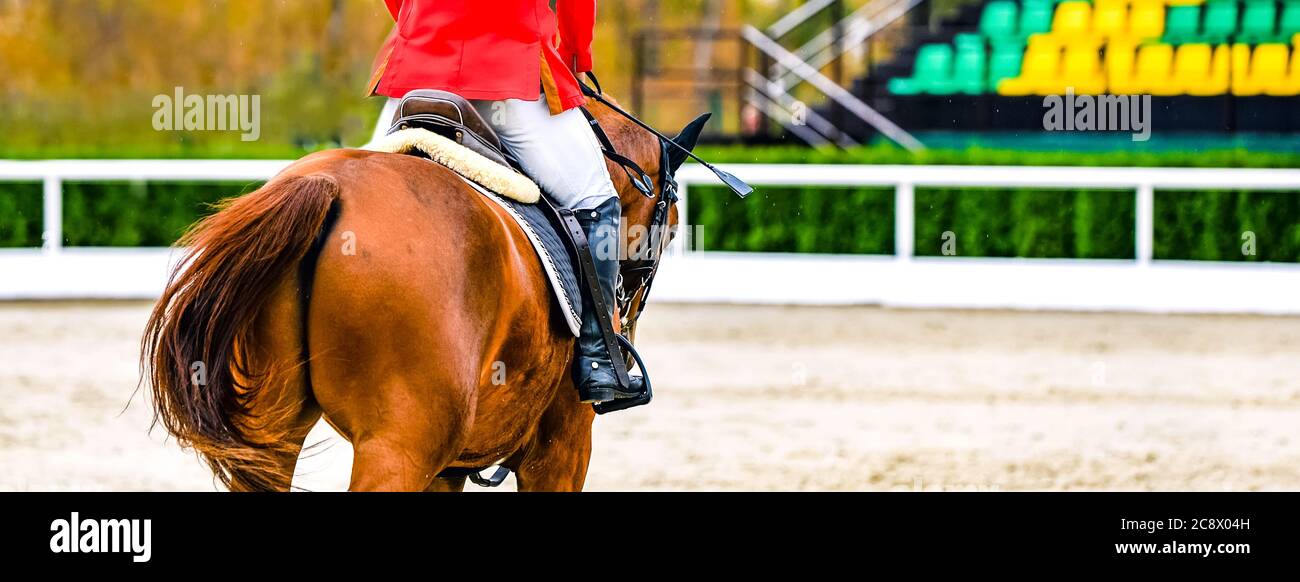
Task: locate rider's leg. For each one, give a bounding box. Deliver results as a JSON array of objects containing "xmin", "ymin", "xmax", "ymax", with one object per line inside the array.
[{"xmin": 471, "ymin": 95, "xmax": 639, "ymax": 403}]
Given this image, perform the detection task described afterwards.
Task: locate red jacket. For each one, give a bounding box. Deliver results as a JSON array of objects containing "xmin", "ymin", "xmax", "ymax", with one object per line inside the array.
[{"xmin": 369, "ymin": 0, "xmax": 595, "ymax": 114}]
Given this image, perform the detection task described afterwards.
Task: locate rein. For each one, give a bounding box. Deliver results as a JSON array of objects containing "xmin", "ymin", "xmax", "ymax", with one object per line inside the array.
[{"xmin": 578, "ymin": 106, "xmax": 678, "ymax": 337}]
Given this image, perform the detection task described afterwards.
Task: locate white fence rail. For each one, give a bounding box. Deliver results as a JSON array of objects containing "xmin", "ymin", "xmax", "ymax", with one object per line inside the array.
[{"xmin": 3, "ymin": 160, "xmax": 1300, "ymax": 313}]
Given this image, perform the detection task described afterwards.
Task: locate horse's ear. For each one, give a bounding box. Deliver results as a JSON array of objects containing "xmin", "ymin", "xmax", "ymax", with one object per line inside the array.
[{"xmin": 666, "ymin": 113, "xmax": 711, "ymax": 174}]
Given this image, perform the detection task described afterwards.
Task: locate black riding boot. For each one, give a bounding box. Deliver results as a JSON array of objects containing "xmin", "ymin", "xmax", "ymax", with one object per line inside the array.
[{"xmin": 573, "ymin": 197, "xmax": 644, "ymax": 403}]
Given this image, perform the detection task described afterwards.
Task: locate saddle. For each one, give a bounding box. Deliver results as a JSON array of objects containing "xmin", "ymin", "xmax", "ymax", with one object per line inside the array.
[{"xmin": 386, "ymin": 90, "xmax": 513, "ymax": 168}]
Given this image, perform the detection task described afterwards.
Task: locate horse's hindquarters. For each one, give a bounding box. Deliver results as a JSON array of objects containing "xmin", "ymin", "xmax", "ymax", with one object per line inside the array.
[{"xmin": 297, "ymin": 152, "xmax": 584, "ymax": 489}]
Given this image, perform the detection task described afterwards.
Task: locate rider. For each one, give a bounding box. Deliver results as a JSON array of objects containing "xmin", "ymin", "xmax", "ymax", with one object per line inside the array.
[{"xmin": 368, "ymin": 0, "xmax": 640, "ymax": 404}]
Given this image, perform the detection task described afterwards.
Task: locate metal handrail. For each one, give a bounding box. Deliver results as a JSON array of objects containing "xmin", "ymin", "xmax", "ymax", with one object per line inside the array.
[
  {"xmin": 742, "ymin": 69, "xmax": 859, "ymax": 148},
  {"xmin": 742, "ymin": 25, "xmax": 924, "ymax": 151},
  {"xmin": 772, "ymin": 0, "xmax": 924, "ymax": 90},
  {"xmin": 766, "ymin": 0, "xmax": 841, "ymax": 39}
]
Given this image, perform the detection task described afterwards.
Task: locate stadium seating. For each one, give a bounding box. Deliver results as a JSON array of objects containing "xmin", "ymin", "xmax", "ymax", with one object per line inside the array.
[
  {"xmin": 1282, "ymin": 2, "xmax": 1300, "ymax": 42},
  {"xmin": 1131, "ymin": 43, "xmax": 1175, "ymax": 93},
  {"xmin": 1044, "ymin": 1, "xmax": 1093, "ymax": 42},
  {"xmin": 1092, "ymin": 0, "xmax": 1130, "ymax": 40},
  {"xmin": 1105, "ymin": 42, "xmax": 1139, "ymax": 93},
  {"xmin": 1126, "ymin": 0, "xmax": 1167, "ymax": 42},
  {"xmin": 989, "ymin": 44, "xmax": 1027, "ymax": 88},
  {"xmin": 888, "ymin": 43, "xmax": 954, "ymax": 95},
  {"xmin": 1162, "ymin": 5, "xmax": 1202, "ymax": 44},
  {"xmin": 981, "ymin": 0, "xmax": 1020, "ymax": 42},
  {"xmin": 1237, "ymin": 0, "xmax": 1279, "ymax": 44},
  {"xmin": 1165, "ymin": 43, "xmax": 1232, "ymax": 95},
  {"xmin": 1233, "ymin": 43, "xmax": 1297, "ymax": 94},
  {"xmin": 891, "ymin": 0, "xmax": 1300, "ymax": 96},
  {"xmin": 1019, "ymin": 0, "xmax": 1057, "ymax": 40},
  {"xmin": 953, "ymin": 34, "xmax": 990, "ymax": 94},
  {"xmin": 1200, "ymin": 0, "xmax": 1239, "ymax": 44},
  {"xmin": 998, "ymin": 38, "xmax": 1062, "ymax": 94}
]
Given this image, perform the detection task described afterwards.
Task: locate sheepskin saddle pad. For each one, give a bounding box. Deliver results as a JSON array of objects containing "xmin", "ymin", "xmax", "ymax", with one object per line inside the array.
[{"xmin": 361, "ymin": 128, "xmax": 582, "ymax": 336}]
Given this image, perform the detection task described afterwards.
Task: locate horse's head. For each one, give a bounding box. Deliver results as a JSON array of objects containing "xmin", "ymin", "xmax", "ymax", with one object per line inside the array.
[{"xmin": 585, "ymin": 98, "xmax": 708, "ymax": 333}]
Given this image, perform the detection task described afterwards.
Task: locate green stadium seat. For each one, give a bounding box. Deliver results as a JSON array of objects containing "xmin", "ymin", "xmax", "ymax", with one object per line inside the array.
[
  {"xmin": 988, "ymin": 46, "xmax": 1025, "ymax": 89},
  {"xmin": 1200, "ymin": 0, "xmax": 1240, "ymax": 44},
  {"xmin": 980, "ymin": 0, "xmax": 1020, "ymax": 42},
  {"xmin": 1018, "ymin": 0, "xmax": 1056, "ymax": 39},
  {"xmin": 1279, "ymin": 2, "xmax": 1300, "ymax": 42},
  {"xmin": 1163, "ymin": 5, "xmax": 1202, "ymax": 45},
  {"xmin": 954, "ymin": 32, "xmax": 985, "ymax": 51},
  {"xmin": 1238, "ymin": 0, "xmax": 1279, "ymax": 44},
  {"xmin": 952, "ymin": 42, "xmax": 989, "ymax": 94},
  {"xmin": 888, "ymin": 43, "xmax": 954, "ymax": 95}
]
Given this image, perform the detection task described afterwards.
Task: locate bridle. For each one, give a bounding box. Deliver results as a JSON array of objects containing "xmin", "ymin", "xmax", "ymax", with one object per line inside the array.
[
  {"xmin": 578, "ymin": 72, "xmax": 753, "ymax": 344},
  {"xmin": 579, "ymin": 105, "xmax": 679, "ymax": 340}
]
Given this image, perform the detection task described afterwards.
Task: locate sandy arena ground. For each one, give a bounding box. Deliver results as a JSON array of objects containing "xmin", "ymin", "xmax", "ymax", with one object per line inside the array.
[{"xmin": 1, "ymin": 301, "xmax": 1298, "ymax": 491}]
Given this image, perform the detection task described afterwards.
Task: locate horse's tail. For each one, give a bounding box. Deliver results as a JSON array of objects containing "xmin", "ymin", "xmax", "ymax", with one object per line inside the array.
[{"xmin": 142, "ymin": 174, "xmax": 339, "ymax": 491}]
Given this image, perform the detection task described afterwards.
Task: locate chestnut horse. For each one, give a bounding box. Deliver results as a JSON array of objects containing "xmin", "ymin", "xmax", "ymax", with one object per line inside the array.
[{"xmin": 142, "ymin": 100, "xmax": 695, "ymax": 491}]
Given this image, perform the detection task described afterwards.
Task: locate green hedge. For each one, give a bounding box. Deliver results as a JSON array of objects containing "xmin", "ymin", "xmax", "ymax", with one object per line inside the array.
[
  {"xmin": 4, "ymin": 146, "xmax": 1300, "ymax": 262},
  {"xmin": 914, "ymin": 188, "xmax": 1136, "ymax": 259},
  {"xmin": 691, "ymin": 186, "xmax": 894, "ymax": 254},
  {"xmin": 0, "ymin": 181, "xmax": 260, "ymax": 248},
  {"xmin": 1155, "ymin": 190, "xmax": 1300, "ymax": 262},
  {"xmin": 685, "ymin": 146, "xmax": 1300, "ymax": 261},
  {"xmin": 63, "ymin": 181, "xmax": 261, "ymax": 247},
  {"xmin": 0, "ymin": 183, "xmax": 42, "ymax": 247}
]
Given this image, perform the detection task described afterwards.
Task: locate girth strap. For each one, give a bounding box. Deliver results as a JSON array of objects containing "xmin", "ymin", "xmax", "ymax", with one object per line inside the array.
[{"xmin": 557, "ymin": 208, "xmax": 633, "ymax": 391}]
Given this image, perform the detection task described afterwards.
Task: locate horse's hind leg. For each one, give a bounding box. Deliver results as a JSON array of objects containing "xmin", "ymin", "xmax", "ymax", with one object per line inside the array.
[
  {"xmin": 320, "ymin": 375, "xmax": 474, "ymax": 492},
  {"xmin": 513, "ymin": 389, "xmax": 595, "ymax": 492},
  {"xmin": 238, "ymin": 279, "xmax": 324, "ymax": 491}
]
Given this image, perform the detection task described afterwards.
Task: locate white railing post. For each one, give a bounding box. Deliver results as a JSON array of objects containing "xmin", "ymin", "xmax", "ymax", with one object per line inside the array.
[
  {"xmin": 676, "ymin": 180, "xmax": 691, "ymax": 255},
  {"xmin": 42, "ymin": 174, "xmax": 63, "ymax": 254},
  {"xmin": 1136, "ymin": 183, "xmax": 1154, "ymax": 266},
  {"xmin": 895, "ymin": 181, "xmax": 914, "ymax": 262}
]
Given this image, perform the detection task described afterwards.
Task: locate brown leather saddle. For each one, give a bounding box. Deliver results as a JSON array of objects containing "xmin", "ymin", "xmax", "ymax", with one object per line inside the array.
[{"xmin": 386, "ymin": 89, "xmax": 514, "ymax": 168}]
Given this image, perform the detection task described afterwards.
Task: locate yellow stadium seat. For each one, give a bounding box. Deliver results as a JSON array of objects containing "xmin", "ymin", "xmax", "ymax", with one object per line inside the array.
[
  {"xmin": 1048, "ymin": 1, "xmax": 1093, "ymax": 42},
  {"xmin": 1288, "ymin": 43, "xmax": 1300, "ymax": 94},
  {"xmin": 1229, "ymin": 44, "xmax": 1291, "ymax": 96},
  {"xmin": 1027, "ymin": 33, "xmax": 1067, "ymax": 52},
  {"xmin": 1125, "ymin": 0, "xmax": 1166, "ymax": 43},
  {"xmin": 1163, "ymin": 44, "xmax": 1227, "ymax": 95},
  {"xmin": 1106, "ymin": 42, "xmax": 1140, "ymax": 93},
  {"xmin": 1157, "ymin": 43, "xmax": 1207, "ymax": 95},
  {"xmin": 1132, "ymin": 43, "xmax": 1176, "ymax": 93},
  {"xmin": 1091, "ymin": 0, "xmax": 1129, "ymax": 41},
  {"xmin": 1192, "ymin": 44, "xmax": 1232, "ymax": 96},
  {"xmin": 999, "ymin": 41, "xmax": 1062, "ymax": 95},
  {"xmin": 1053, "ymin": 46, "xmax": 1108, "ymax": 94},
  {"xmin": 1232, "ymin": 44, "xmax": 1259, "ymax": 95},
  {"xmin": 1255, "ymin": 44, "xmax": 1295, "ymax": 96}
]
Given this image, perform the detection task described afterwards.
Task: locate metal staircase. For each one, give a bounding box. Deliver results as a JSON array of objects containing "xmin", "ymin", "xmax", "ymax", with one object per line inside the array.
[
  {"xmin": 741, "ymin": 0, "xmax": 926, "ymax": 150},
  {"xmin": 629, "ymin": 0, "xmax": 930, "ymax": 150}
]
